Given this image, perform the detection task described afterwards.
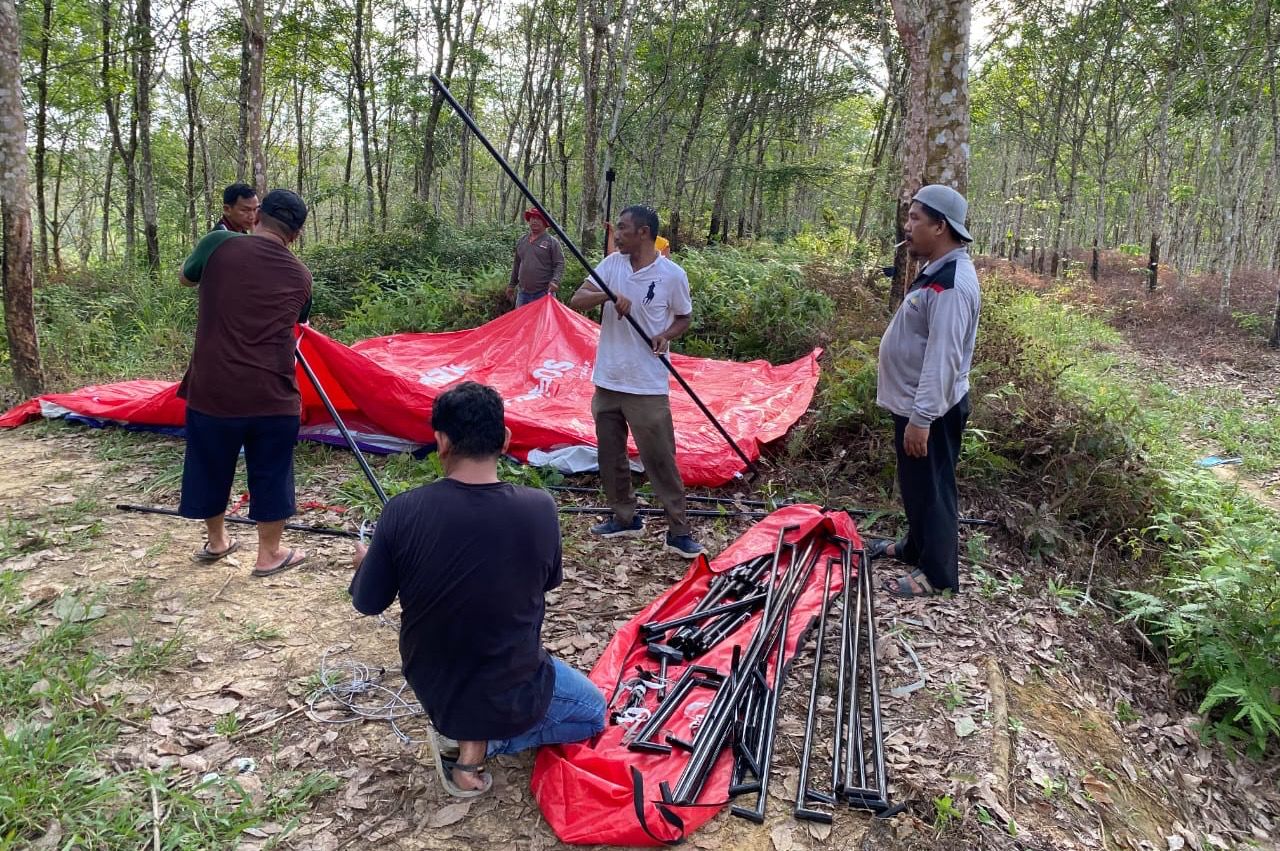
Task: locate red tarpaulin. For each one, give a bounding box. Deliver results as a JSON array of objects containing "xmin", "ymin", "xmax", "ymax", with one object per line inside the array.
[
  {"xmin": 530, "ymin": 505, "xmax": 863, "ymax": 845},
  {"xmin": 0, "ymin": 297, "xmax": 819, "ymax": 486}
]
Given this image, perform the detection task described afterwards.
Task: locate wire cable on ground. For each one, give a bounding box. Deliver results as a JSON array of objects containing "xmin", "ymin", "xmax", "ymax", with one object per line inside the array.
[{"xmin": 305, "ymin": 646, "xmax": 425, "ymax": 743}]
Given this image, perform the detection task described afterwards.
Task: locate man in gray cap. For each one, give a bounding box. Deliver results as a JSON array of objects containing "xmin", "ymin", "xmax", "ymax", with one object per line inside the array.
[{"xmin": 870, "ymin": 184, "xmax": 981, "ymax": 598}]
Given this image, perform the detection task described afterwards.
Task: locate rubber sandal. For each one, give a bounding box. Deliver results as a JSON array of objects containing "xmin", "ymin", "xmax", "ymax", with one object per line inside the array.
[
  {"xmin": 440, "ymin": 758, "xmax": 492, "ymax": 799},
  {"xmin": 883, "ymin": 568, "xmax": 937, "ymax": 599},
  {"xmin": 426, "ymin": 733, "xmax": 492, "ymax": 799},
  {"xmin": 251, "ymin": 549, "xmax": 306, "ymax": 578},
  {"xmin": 866, "ymin": 538, "xmax": 896, "ymax": 561},
  {"xmin": 192, "ymin": 538, "xmax": 240, "ymax": 563},
  {"xmin": 435, "ymin": 731, "xmax": 460, "ymax": 761}
]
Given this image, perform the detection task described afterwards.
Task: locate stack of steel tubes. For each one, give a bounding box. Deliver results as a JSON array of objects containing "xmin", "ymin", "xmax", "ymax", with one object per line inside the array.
[{"xmin": 613, "ymin": 522, "xmax": 893, "ymax": 828}]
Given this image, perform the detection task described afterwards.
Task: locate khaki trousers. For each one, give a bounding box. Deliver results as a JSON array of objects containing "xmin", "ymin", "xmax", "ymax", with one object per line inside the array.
[{"xmin": 591, "ymin": 387, "xmax": 689, "ymax": 536}]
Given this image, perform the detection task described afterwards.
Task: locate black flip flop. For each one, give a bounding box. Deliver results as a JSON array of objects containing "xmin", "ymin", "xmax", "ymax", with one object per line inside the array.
[
  {"xmin": 192, "ymin": 538, "xmax": 240, "ymax": 563},
  {"xmin": 866, "ymin": 538, "xmax": 896, "ymax": 561},
  {"xmin": 251, "ymin": 549, "xmax": 306, "ymax": 578},
  {"xmin": 883, "ymin": 568, "xmax": 938, "ymax": 599}
]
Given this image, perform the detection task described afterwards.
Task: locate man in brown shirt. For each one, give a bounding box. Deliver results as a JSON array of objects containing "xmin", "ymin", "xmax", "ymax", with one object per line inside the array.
[
  {"xmin": 507, "ymin": 208, "xmax": 565, "ymax": 308},
  {"xmin": 177, "ymin": 189, "xmax": 313, "ymax": 577}
]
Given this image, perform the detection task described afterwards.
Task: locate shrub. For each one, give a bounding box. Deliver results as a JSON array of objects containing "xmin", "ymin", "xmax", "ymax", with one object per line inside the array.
[
  {"xmin": 304, "ymin": 203, "xmax": 521, "ymax": 318},
  {"xmin": 679, "ymin": 246, "xmax": 836, "ymax": 363}
]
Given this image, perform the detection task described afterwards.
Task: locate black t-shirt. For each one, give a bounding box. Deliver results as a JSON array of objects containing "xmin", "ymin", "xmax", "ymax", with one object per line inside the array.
[{"xmin": 349, "ymin": 478, "xmax": 562, "ymax": 741}]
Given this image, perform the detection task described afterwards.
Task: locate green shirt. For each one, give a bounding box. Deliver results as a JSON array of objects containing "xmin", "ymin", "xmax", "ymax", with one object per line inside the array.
[{"xmin": 182, "ymin": 230, "xmax": 244, "ymax": 283}]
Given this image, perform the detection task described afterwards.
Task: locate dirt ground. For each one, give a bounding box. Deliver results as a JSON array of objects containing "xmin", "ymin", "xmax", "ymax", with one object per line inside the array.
[{"xmin": 3, "ymin": 416, "xmax": 1279, "ymax": 851}]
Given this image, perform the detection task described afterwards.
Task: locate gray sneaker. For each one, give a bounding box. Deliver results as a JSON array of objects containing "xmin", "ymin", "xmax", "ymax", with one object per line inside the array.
[
  {"xmin": 590, "ymin": 516, "xmax": 644, "ymax": 538},
  {"xmin": 664, "ymin": 534, "xmax": 704, "ymax": 559}
]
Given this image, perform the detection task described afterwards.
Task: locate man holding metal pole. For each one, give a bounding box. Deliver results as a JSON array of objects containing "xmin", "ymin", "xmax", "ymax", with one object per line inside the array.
[
  {"xmin": 176, "ymin": 189, "xmax": 312, "ymax": 577},
  {"xmin": 872, "ymin": 185, "xmax": 981, "ymax": 598},
  {"xmin": 570, "ymin": 205, "xmax": 703, "ymax": 559}
]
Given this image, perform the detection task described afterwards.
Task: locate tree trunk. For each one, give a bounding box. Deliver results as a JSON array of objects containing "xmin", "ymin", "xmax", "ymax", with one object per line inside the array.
[
  {"xmin": 1, "ymin": 0, "xmax": 45, "ymax": 394},
  {"xmin": 293, "ymin": 61, "xmax": 306, "ymax": 245},
  {"xmin": 136, "ymin": 0, "xmax": 160, "ymax": 273},
  {"xmin": 341, "ymin": 77, "xmax": 354, "ymax": 238},
  {"xmin": 49, "ymin": 132, "xmax": 65, "ymax": 272},
  {"xmin": 1148, "ymin": 57, "xmax": 1177, "ymax": 291},
  {"xmin": 577, "ymin": 0, "xmax": 606, "ymax": 250},
  {"xmin": 181, "ymin": 0, "xmax": 200, "ymax": 243},
  {"xmin": 418, "ymin": 0, "xmax": 462, "ymax": 201},
  {"xmin": 249, "ymin": 0, "xmax": 267, "ymax": 193},
  {"xmin": 455, "ymin": 3, "xmax": 484, "ymax": 227},
  {"xmin": 101, "ymin": 148, "xmax": 113, "ymax": 260},
  {"xmin": 889, "ymin": 0, "xmax": 971, "ymax": 306},
  {"xmin": 101, "ymin": 0, "xmax": 136, "ymax": 265},
  {"xmin": 353, "ymin": 0, "xmax": 376, "ymax": 229},
  {"xmin": 34, "ymin": 0, "xmax": 53, "ymax": 278}
]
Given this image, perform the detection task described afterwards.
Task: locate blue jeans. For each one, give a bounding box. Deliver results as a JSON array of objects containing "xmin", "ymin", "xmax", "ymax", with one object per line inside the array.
[
  {"xmin": 516, "ymin": 289, "xmax": 552, "ymax": 307},
  {"xmin": 486, "ymin": 658, "xmax": 605, "ymax": 757}
]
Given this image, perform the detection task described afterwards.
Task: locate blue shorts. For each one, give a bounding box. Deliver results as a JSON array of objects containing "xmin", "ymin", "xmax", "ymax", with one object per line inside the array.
[{"xmin": 179, "ymin": 408, "xmax": 299, "ymax": 522}]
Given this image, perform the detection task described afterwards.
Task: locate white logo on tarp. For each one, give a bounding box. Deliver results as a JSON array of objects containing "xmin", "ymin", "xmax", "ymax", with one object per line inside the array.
[
  {"xmin": 418, "ymin": 363, "xmax": 471, "ymax": 387},
  {"xmin": 512, "ymin": 359, "xmax": 576, "ymax": 403}
]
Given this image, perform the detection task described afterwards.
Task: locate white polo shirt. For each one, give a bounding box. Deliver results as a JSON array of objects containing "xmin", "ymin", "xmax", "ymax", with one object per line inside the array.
[{"xmin": 591, "ymin": 251, "xmax": 693, "ymax": 396}]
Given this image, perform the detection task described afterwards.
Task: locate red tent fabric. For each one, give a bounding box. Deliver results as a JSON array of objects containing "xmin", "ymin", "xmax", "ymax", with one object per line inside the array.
[
  {"xmin": 0, "ymin": 298, "xmax": 819, "ymax": 486},
  {"xmin": 530, "ymin": 506, "xmax": 863, "ymax": 845}
]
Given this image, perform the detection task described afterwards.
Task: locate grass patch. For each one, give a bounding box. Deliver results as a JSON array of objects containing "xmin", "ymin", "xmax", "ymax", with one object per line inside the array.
[{"xmin": 0, "ymin": 574, "xmax": 336, "ymax": 846}]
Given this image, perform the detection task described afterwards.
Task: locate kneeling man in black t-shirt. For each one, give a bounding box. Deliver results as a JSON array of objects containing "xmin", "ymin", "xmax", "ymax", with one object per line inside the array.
[{"xmin": 349, "ymin": 382, "xmax": 605, "ymax": 797}]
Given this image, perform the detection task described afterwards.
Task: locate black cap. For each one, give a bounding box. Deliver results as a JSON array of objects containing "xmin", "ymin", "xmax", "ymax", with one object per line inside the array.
[{"xmin": 260, "ymin": 189, "xmax": 308, "ymax": 232}]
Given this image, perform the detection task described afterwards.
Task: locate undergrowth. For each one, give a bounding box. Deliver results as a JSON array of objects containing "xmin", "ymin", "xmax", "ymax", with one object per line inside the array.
[{"xmin": 982, "ymin": 282, "xmax": 1279, "ymax": 752}]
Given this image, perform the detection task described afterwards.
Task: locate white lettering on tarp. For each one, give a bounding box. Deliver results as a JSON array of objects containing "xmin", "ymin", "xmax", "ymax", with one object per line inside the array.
[
  {"xmin": 418, "ymin": 363, "xmax": 471, "ymax": 387},
  {"xmin": 511, "ymin": 359, "xmax": 576, "ymax": 403}
]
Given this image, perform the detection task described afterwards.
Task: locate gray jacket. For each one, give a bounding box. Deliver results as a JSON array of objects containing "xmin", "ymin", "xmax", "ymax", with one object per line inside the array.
[{"xmin": 876, "ymin": 248, "xmax": 981, "ymax": 427}]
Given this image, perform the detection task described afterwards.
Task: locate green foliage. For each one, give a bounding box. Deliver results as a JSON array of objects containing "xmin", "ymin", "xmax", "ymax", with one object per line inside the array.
[
  {"xmin": 679, "ymin": 246, "xmax": 836, "ymax": 362},
  {"xmin": 979, "ymin": 276, "xmax": 1280, "ymax": 754},
  {"xmin": 33, "ymin": 267, "xmax": 196, "ymax": 385},
  {"xmin": 334, "ymin": 265, "xmax": 508, "ymax": 342},
  {"xmin": 932, "ymin": 794, "xmax": 962, "ymax": 831},
  {"xmin": 305, "ymin": 204, "xmax": 522, "ymax": 319}
]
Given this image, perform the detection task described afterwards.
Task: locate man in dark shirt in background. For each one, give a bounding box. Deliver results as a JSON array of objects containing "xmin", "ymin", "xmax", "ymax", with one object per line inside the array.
[
  {"xmin": 212, "ymin": 183, "xmax": 259, "ymax": 233},
  {"xmin": 349, "ymin": 382, "xmax": 604, "ymax": 797},
  {"xmin": 178, "ymin": 189, "xmax": 313, "ymax": 577},
  {"xmin": 507, "ymin": 208, "xmax": 565, "ymax": 308}
]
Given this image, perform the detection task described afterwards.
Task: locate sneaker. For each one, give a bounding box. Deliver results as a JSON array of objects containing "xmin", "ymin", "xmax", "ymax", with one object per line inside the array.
[
  {"xmin": 664, "ymin": 534, "xmax": 704, "ymax": 559},
  {"xmin": 590, "ymin": 515, "xmax": 645, "ymax": 538}
]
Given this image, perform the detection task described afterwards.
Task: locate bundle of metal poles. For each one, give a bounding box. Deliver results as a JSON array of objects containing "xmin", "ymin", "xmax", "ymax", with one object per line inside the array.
[{"xmin": 614, "ymin": 523, "xmax": 894, "ymax": 829}]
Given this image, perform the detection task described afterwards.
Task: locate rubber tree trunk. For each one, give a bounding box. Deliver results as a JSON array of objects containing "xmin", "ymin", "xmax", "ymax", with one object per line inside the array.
[
  {"xmin": 889, "ymin": 0, "xmax": 972, "ymax": 307},
  {"xmin": 136, "ymin": 0, "xmax": 160, "ymax": 273},
  {"xmin": 0, "ymin": 0, "xmax": 45, "ymax": 395}
]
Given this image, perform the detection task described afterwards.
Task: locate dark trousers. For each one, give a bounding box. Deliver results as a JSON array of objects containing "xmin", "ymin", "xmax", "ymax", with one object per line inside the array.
[
  {"xmin": 591, "ymin": 387, "xmax": 690, "ymax": 536},
  {"xmin": 892, "ymin": 394, "xmax": 969, "ymax": 592}
]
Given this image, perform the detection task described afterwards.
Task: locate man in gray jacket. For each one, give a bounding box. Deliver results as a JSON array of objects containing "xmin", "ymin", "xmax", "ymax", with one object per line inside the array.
[{"xmin": 872, "ymin": 185, "xmax": 981, "ymax": 597}]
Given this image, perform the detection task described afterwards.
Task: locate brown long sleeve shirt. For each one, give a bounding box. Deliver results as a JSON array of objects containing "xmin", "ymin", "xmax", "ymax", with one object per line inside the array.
[{"xmin": 510, "ymin": 233, "xmax": 565, "ymax": 294}]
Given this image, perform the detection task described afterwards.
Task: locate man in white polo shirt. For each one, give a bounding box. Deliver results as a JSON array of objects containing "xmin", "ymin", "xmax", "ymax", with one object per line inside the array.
[{"xmin": 569, "ymin": 205, "xmax": 702, "ymax": 558}]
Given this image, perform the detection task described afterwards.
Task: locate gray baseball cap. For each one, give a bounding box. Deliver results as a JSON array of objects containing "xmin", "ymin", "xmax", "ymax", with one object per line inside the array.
[{"xmin": 912, "ymin": 184, "xmax": 972, "ymax": 242}]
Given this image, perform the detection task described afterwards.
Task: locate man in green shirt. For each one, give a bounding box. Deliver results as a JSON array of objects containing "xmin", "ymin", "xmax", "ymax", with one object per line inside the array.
[{"xmin": 177, "ymin": 189, "xmax": 313, "ymax": 578}]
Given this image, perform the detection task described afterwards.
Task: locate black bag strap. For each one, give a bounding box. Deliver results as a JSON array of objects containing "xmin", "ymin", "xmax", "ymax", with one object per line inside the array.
[{"xmin": 630, "ymin": 766, "xmax": 685, "ymax": 846}]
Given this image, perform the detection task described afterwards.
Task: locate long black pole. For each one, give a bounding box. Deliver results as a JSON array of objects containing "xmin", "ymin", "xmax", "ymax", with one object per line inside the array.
[
  {"xmin": 117, "ymin": 504, "xmax": 360, "ymax": 539},
  {"xmin": 429, "ymin": 73, "xmax": 758, "ymax": 479},
  {"xmin": 295, "ymin": 336, "xmax": 389, "ymax": 506}
]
